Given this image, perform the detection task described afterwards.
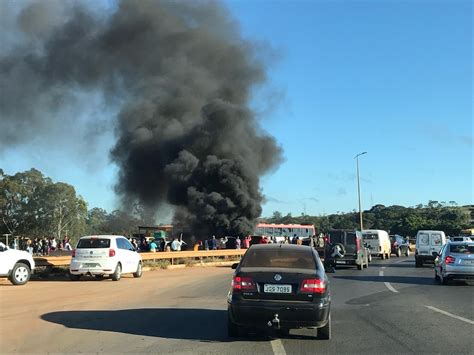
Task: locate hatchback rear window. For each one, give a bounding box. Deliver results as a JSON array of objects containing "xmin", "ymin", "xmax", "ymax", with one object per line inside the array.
[
  {"xmin": 77, "ymin": 238, "xmax": 110, "ymax": 248},
  {"xmin": 363, "ymin": 233, "xmax": 378, "ymax": 240},
  {"xmin": 449, "ymin": 245, "xmax": 474, "ymax": 254},
  {"xmin": 241, "ymin": 248, "xmax": 316, "ymax": 269},
  {"xmin": 330, "ymin": 231, "xmax": 356, "ymax": 245}
]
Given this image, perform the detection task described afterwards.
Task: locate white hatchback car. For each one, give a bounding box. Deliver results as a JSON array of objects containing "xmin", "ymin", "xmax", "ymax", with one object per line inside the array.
[{"xmin": 69, "ymin": 235, "xmax": 143, "ymax": 281}]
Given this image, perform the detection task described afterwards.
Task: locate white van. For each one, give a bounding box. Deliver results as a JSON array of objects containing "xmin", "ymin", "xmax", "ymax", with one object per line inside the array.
[
  {"xmin": 415, "ymin": 230, "xmax": 446, "ymax": 267},
  {"xmin": 362, "ymin": 230, "xmax": 391, "ymax": 259}
]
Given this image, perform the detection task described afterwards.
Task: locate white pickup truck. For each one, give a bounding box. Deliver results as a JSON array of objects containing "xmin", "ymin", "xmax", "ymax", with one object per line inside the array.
[{"xmin": 0, "ymin": 242, "xmax": 35, "ymax": 285}]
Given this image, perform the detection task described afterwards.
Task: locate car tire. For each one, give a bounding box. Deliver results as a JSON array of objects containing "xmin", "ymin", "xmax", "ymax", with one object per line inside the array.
[
  {"xmin": 227, "ymin": 314, "xmax": 240, "ymax": 338},
  {"xmin": 277, "ymin": 328, "xmax": 290, "ymax": 338},
  {"xmin": 357, "ymin": 263, "xmax": 363, "ymax": 270},
  {"xmin": 9, "ymin": 262, "xmax": 31, "ymax": 285},
  {"xmin": 368, "ymin": 254, "xmax": 372, "ymax": 263},
  {"xmin": 69, "ymin": 273, "xmax": 81, "ymax": 281},
  {"xmin": 111, "ymin": 263, "xmax": 122, "ymax": 281},
  {"xmin": 133, "ymin": 262, "xmax": 143, "ymax": 278},
  {"xmin": 405, "ymin": 248, "xmax": 410, "ymax": 257},
  {"xmin": 381, "ymin": 253, "xmax": 385, "ymax": 260},
  {"xmin": 317, "ymin": 315, "xmax": 331, "ymax": 340},
  {"xmin": 396, "ymin": 249, "xmax": 401, "ymax": 257},
  {"xmin": 415, "ymin": 258, "xmax": 422, "ymax": 268}
]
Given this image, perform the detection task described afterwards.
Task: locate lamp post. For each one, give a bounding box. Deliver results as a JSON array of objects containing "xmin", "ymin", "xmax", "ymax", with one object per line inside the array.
[{"xmin": 354, "ymin": 152, "xmax": 367, "ymax": 231}]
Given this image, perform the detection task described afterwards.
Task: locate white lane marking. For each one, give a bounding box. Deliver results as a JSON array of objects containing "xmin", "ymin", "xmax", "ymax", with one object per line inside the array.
[
  {"xmin": 270, "ymin": 339, "xmax": 287, "ymax": 355},
  {"xmin": 381, "ymin": 266, "xmax": 386, "ymax": 269},
  {"xmin": 425, "ymin": 306, "xmax": 474, "ymax": 325},
  {"xmin": 384, "ymin": 282, "xmax": 399, "ymax": 293},
  {"xmin": 379, "ymin": 270, "xmax": 399, "ymax": 293}
]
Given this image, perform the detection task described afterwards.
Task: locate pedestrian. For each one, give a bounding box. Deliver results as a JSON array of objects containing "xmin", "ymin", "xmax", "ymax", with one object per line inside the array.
[
  {"xmin": 235, "ymin": 237, "xmax": 241, "ymax": 249},
  {"xmin": 204, "ymin": 239, "xmax": 209, "ymax": 250},
  {"xmin": 149, "ymin": 240, "xmax": 158, "ymax": 252},
  {"xmin": 210, "ymin": 235, "xmax": 217, "ymax": 250},
  {"xmin": 296, "ymin": 237, "xmax": 303, "ymax": 245}
]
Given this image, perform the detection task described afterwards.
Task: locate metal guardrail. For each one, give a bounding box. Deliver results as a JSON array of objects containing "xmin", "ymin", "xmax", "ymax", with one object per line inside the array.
[{"xmin": 34, "ymin": 249, "xmax": 246, "ymax": 267}]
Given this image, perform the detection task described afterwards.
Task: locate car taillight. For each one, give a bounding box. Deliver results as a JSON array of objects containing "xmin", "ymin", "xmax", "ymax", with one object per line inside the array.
[
  {"xmin": 71, "ymin": 249, "xmax": 76, "ymax": 258},
  {"xmin": 232, "ymin": 276, "xmax": 256, "ymax": 292},
  {"xmin": 300, "ymin": 279, "xmax": 326, "ymax": 294},
  {"xmin": 445, "ymin": 255, "xmax": 455, "ymax": 264},
  {"xmin": 109, "ymin": 249, "xmax": 116, "ymax": 257}
]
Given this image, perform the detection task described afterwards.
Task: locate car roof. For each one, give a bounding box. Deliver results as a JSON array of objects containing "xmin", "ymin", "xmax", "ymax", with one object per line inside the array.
[
  {"xmin": 249, "ymin": 244, "xmax": 313, "ymax": 251},
  {"xmin": 79, "ymin": 235, "xmax": 126, "ymax": 239},
  {"xmin": 447, "ymin": 241, "xmax": 474, "ymax": 245}
]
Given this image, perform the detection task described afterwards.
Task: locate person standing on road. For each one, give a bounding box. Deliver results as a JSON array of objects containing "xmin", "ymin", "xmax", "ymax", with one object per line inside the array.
[{"xmin": 236, "ymin": 237, "xmax": 241, "ymax": 249}]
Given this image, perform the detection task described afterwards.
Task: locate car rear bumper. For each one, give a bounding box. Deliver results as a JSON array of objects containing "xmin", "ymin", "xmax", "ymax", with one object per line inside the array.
[
  {"xmin": 416, "ymin": 255, "xmax": 435, "ymax": 263},
  {"xmin": 228, "ymin": 299, "xmax": 330, "ymax": 330},
  {"xmin": 69, "ymin": 260, "xmax": 116, "ymax": 275},
  {"xmin": 445, "ymin": 265, "xmax": 474, "ymax": 279}
]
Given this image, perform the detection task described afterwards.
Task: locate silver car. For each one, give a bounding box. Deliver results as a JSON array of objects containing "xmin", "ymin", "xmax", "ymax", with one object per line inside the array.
[{"xmin": 433, "ymin": 242, "xmax": 474, "ymax": 285}]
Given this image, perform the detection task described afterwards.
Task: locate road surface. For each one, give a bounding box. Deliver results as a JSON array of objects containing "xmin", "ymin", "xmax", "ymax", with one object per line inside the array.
[{"xmin": 1, "ymin": 257, "xmax": 473, "ymax": 354}]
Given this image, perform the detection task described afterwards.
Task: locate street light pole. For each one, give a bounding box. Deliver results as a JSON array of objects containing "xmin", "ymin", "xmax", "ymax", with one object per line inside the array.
[{"xmin": 354, "ymin": 152, "xmax": 367, "ymax": 231}]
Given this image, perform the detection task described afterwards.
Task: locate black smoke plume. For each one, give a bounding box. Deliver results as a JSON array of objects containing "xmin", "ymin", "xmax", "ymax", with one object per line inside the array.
[{"xmin": 0, "ymin": 0, "xmax": 282, "ymax": 236}]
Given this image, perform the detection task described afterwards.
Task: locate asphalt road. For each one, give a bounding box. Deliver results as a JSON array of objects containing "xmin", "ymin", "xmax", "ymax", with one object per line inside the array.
[{"xmin": 1, "ymin": 256, "xmax": 473, "ymax": 354}]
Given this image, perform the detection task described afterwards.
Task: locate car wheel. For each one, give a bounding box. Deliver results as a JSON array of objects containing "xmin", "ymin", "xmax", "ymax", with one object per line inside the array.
[
  {"xmin": 317, "ymin": 315, "xmax": 331, "ymax": 340},
  {"xmin": 357, "ymin": 263, "xmax": 363, "ymax": 270},
  {"xmin": 405, "ymin": 248, "xmax": 410, "ymax": 257},
  {"xmin": 434, "ymin": 270, "xmax": 440, "ymax": 283},
  {"xmin": 9, "ymin": 263, "xmax": 31, "ymax": 285},
  {"xmin": 415, "ymin": 258, "xmax": 422, "ymax": 268},
  {"xmin": 396, "ymin": 248, "xmax": 401, "ymax": 257},
  {"xmin": 111, "ymin": 263, "xmax": 122, "ymax": 281},
  {"xmin": 133, "ymin": 262, "xmax": 143, "ymax": 278},
  {"xmin": 277, "ymin": 328, "xmax": 290, "ymax": 338},
  {"xmin": 368, "ymin": 254, "xmax": 372, "ymax": 263},
  {"xmin": 387, "ymin": 251, "xmax": 391, "ymax": 259},
  {"xmin": 381, "ymin": 253, "xmax": 385, "ymax": 260},
  {"xmin": 227, "ymin": 314, "xmax": 240, "ymax": 338},
  {"xmin": 69, "ymin": 273, "xmax": 81, "ymax": 281}
]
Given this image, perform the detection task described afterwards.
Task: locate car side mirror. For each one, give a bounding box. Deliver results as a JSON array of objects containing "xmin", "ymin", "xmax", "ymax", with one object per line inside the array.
[
  {"xmin": 432, "ymin": 251, "xmax": 439, "ymax": 258},
  {"xmin": 231, "ymin": 263, "xmax": 239, "ymax": 270},
  {"xmin": 324, "ymin": 265, "xmax": 335, "ymax": 274}
]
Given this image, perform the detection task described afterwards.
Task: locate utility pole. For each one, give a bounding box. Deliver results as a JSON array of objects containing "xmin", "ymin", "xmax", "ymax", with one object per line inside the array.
[{"xmin": 354, "ymin": 152, "xmax": 367, "ymax": 231}]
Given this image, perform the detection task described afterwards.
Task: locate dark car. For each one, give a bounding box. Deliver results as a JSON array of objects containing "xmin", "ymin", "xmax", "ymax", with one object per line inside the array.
[
  {"xmin": 323, "ymin": 230, "xmax": 369, "ymax": 270},
  {"xmin": 227, "ymin": 244, "xmax": 333, "ymax": 339},
  {"xmin": 389, "ymin": 235, "xmax": 410, "ymax": 257}
]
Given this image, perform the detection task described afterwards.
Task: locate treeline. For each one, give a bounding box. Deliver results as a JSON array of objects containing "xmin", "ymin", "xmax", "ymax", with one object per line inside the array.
[
  {"xmin": 0, "ymin": 169, "xmax": 147, "ymax": 242},
  {"xmin": 1, "ymin": 169, "xmax": 471, "ymax": 242},
  {"xmin": 265, "ymin": 202, "xmax": 472, "ymax": 237}
]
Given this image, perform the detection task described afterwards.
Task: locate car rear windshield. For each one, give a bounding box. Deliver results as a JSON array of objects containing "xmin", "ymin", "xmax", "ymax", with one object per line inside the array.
[
  {"xmin": 241, "ymin": 248, "xmax": 317, "ymax": 269},
  {"xmin": 77, "ymin": 238, "xmax": 111, "ymax": 249},
  {"xmin": 449, "ymin": 244, "xmax": 474, "ymax": 254},
  {"xmin": 363, "ymin": 233, "xmax": 378, "ymax": 240},
  {"xmin": 330, "ymin": 231, "xmax": 356, "ymax": 245}
]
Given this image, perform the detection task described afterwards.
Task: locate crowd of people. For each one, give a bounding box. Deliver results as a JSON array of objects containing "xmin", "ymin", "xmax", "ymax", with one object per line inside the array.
[
  {"xmin": 138, "ymin": 233, "xmax": 324, "ymax": 253},
  {"xmin": 7, "ymin": 236, "xmax": 73, "ymax": 256}
]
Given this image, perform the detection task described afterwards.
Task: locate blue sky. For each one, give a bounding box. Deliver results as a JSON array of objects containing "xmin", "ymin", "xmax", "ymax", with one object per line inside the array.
[{"xmin": 1, "ymin": 0, "xmax": 472, "ymax": 218}]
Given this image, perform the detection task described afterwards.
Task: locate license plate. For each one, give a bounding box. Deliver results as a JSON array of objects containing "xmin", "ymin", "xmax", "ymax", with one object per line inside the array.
[
  {"xmin": 84, "ymin": 263, "xmax": 99, "ymax": 267},
  {"xmin": 264, "ymin": 284, "xmax": 291, "ymax": 293},
  {"xmin": 462, "ymin": 260, "xmax": 474, "ymax": 265},
  {"xmin": 336, "ymin": 260, "xmax": 346, "ymax": 264}
]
